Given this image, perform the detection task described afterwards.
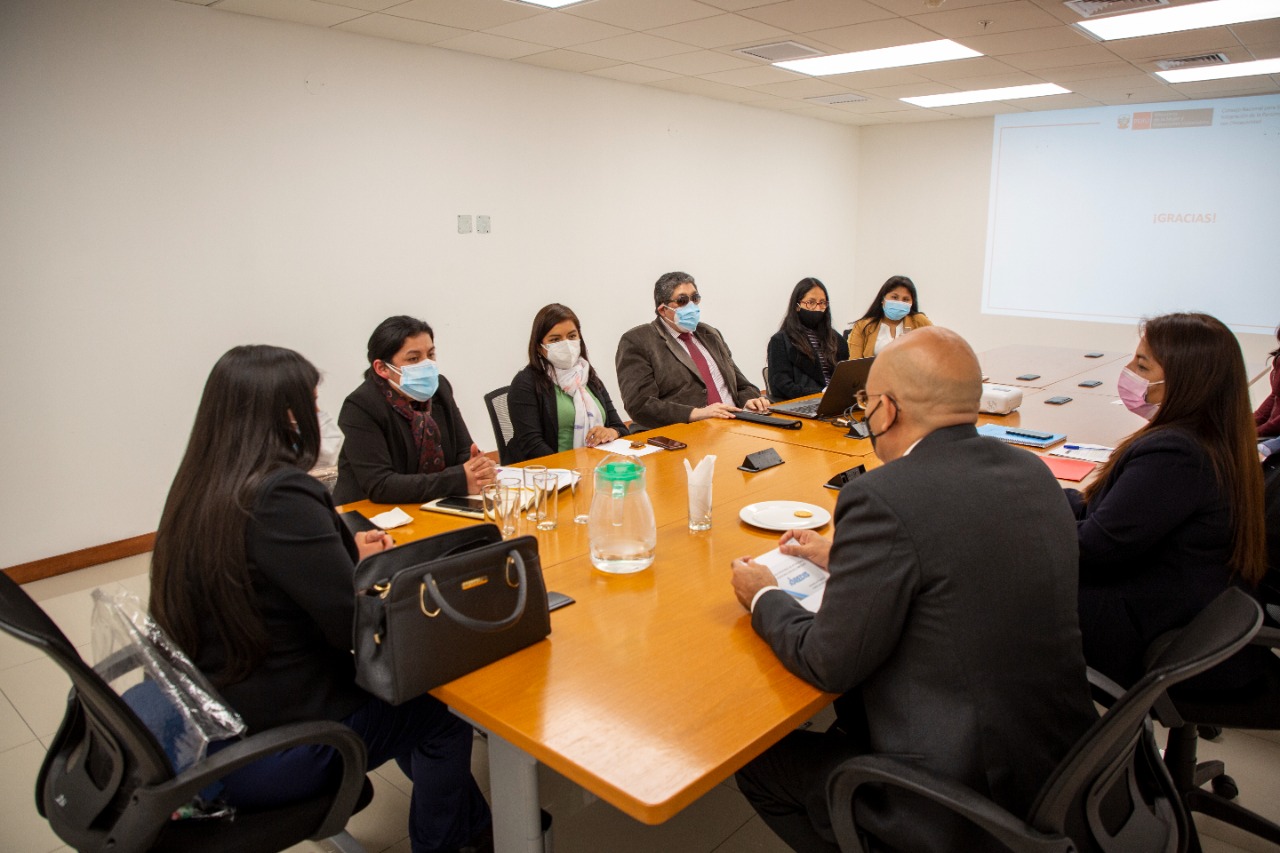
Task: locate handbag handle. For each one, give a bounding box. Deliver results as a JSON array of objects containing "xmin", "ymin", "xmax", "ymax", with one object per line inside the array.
[{"xmin": 422, "ymin": 549, "xmax": 529, "ymax": 633}]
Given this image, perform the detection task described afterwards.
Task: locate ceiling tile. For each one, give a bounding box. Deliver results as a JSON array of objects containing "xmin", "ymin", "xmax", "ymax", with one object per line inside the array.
[
  {"xmin": 564, "ymin": 0, "xmax": 721, "ymax": 31},
  {"xmin": 574, "ymin": 32, "xmax": 700, "ymax": 61},
  {"xmin": 931, "ymin": 70, "xmax": 1045, "ymax": 89},
  {"xmin": 700, "ymin": 0, "xmax": 790, "ymax": 10},
  {"xmin": 751, "ymin": 77, "xmax": 857, "ymax": 97},
  {"xmin": 825, "ymin": 67, "xmax": 931, "ymax": 87},
  {"xmin": 212, "ymin": 0, "xmax": 363, "ymax": 26},
  {"xmin": 640, "ymin": 50, "xmax": 757, "ymax": 75},
  {"xmin": 912, "ymin": 55, "xmax": 1013, "ymax": 81},
  {"xmin": 334, "ymin": 12, "xmax": 467, "ymax": 44},
  {"xmin": 1011, "ymin": 92, "xmax": 1100, "ymax": 110},
  {"xmin": 320, "ymin": 0, "xmax": 403, "ymax": 11},
  {"xmin": 741, "ymin": 95, "xmax": 811, "ymax": 110},
  {"xmin": 739, "ymin": 0, "xmax": 894, "ymax": 32},
  {"xmin": 1172, "ymin": 78, "xmax": 1277, "ymax": 97},
  {"xmin": 384, "ymin": 0, "xmax": 540, "ymax": 30},
  {"xmin": 1094, "ymin": 89, "xmax": 1188, "ymax": 105},
  {"xmin": 864, "ymin": 81, "xmax": 962, "ymax": 98},
  {"xmin": 908, "ymin": 1, "xmax": 1063, "ymax": 38},
  {"xmin": 587, "ymin": 64, "xmax": 683, "ymax": 83},
  {"xmin": 1231, "ymin": 20, "xmax": 1280, "ymax": 47},
  {"xmin": 803, "ymin": 17, "xmax": 939, "ymax": 52},
  {"xmin": 433, "ymin": 31, "xmax": 546, "ymax": 59},
  {"xmin": 934, "ymin": 101, "xmax": 1028, "ymax": 117},
  {"xmin": 700, "ymin": 64, "xmax": 804, "ymax": 86},
  {"xmin": 515, "ymin": 49, "xmax": 622, "ymax": 72},
  {"xmin": 646, "ymin": 13, "xmax": 790, "ymax": 48},
  {"xmin": 649, "ymin": 76, "xmax": 760, "ymax": 101},
  {"xmin": 482, "ymin": 12, "xmax": 628, "ymax": 48},
  {"xmin": 1001, "ymin": 43, "xmax": 1116, "ymax": 70},
  {"xmin": 1035, "ymin": 60, "xmax": 1142, "ymax": 83},
  {"xmin": 866, "ymin": 0, "xmax": 1018, "ymax": 14},
  {"xmin": 1066, "ymin": 73, "xmax": 1165, "ymax": 96},
  {"xmin": 954, "ymin": 25, "xmax": 1092, "ymax": 56},
  {"xmin": 1104, "ymin": 28, "xmax": 1240, "ymax": 62}
]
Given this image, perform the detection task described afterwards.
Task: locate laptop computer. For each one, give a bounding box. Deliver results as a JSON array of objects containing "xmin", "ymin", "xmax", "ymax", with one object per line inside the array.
[{"xmin": 769, "ymin": 356, "xmax": 875, "ymax": 420}]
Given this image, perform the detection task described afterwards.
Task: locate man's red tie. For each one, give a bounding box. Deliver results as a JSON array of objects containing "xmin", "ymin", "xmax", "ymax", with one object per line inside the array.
[{"xmin": 678, "ymin": 332, "xmax": 723, "ymax": 405}]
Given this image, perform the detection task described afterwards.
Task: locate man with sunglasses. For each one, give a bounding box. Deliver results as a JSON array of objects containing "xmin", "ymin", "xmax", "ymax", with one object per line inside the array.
[
  {"xmin": 615, "ymin": 271, "xmax": 771, "ymax": 431},
  {"xmin": 728, "ymin": 327, "xmax": 1095, "ymax": 853}
]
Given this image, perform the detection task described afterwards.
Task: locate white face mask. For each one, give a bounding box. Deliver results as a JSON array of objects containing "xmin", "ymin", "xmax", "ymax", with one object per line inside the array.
[{"xmin": 544, "ymin": 339, "xmax": 582, "ymax": 371}]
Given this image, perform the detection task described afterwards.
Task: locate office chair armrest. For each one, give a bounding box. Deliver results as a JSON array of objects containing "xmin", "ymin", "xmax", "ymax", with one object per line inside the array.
[
  {"xmin": 116, "ymin": 720, "xmax": 369, "ymax": 846},
  {"xmin": 1253, "ymin": 625, "xmax": 1279, "ymax": 647},
  {"xmin": 826, "ymin": 755, "xmax": 1074, "ymax": 853}
]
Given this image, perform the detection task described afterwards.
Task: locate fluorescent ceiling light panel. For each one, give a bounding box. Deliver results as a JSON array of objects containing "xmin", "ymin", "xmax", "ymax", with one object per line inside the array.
[
  {"xmin": 1155, "ymin": 56, "xmax": 1280, "ymax": 82},
  {"xmin": 902, "ymin": 83, "xmax": 1071, "ymax": 108},
  {"xmin": 1075, "ymin": 0, "xmax": 1280, "ymax": 40},
  {"xmin": 774, "ymin": 40, "xmax": 982, "ymax": 76},
  {"xmin": 512, "ymin": 0, "xmax": 592, "ymax": 8}
]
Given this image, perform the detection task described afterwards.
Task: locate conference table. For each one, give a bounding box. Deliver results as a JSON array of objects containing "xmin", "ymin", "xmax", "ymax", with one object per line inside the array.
[{"xmin": 339, "ymin": 345, "xmax": 1146, "ymax": 852}]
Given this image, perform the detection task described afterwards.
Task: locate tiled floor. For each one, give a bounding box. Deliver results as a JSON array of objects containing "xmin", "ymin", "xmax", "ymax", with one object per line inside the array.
[{"xmin": 2, "ymin": 555, "xmax": 1277, "ymax": 853}]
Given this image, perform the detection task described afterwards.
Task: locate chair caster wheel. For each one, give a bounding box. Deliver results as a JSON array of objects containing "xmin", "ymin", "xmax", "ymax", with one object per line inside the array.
[
  {"xmin": 1212, "ymin": 774, "xmax": 1239, "ymax": 800},
  {"xmin": 1197, "ymin": 725, "xmax": 1223, "ymax": 740}
]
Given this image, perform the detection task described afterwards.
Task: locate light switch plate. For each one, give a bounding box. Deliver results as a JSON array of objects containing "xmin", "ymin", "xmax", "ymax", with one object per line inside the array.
[{"xmin": 457, "ymin": 215, "xmax": 472, "ymax": 234}]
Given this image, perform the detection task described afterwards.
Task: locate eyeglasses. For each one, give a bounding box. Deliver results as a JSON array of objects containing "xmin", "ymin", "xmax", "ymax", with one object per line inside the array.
[
  {"xmin": 798, "ymin": 299, "xmax": 828, "ymax": 310},
  {"xmin": 666, "ymin": 292, "xmax": 702, "ymax": 308},
  {"xmin": 854, "ymin": 389, "xmax": 883, "ymax": 410}
]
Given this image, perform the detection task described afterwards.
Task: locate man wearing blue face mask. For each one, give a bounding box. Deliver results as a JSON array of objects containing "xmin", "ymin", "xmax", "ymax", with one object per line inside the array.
[
  {"xmin": 334, "ymin": 315, "xmax": 496, "ymax": 505},
  {"xmin": 615, "ymin": 271, "xmax": 771, "ymax": 431}
]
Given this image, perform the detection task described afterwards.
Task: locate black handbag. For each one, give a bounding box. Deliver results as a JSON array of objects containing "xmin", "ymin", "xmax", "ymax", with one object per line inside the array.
[{"xmin": 352, "ymin": 524, "xmax": 551, "ymax": 705}]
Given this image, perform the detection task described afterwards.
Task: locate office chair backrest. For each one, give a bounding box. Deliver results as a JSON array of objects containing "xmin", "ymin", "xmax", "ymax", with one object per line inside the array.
[
  {"xmin": 1029, "ymin": 587, "xmax": 1262, "ymax": 852},
  {"xmin": 0, "ymin": 571, "xmax": 174, "ymax": 850},
  {"xmin": 485, "ymin": 386, "xmax": 514, "ymax": 465}
]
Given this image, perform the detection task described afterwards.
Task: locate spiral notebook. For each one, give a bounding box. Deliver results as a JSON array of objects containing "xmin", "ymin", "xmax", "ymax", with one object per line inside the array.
[{"xmin": 977, "ymin": 424, "xmax": 1066, "ymax": 448}]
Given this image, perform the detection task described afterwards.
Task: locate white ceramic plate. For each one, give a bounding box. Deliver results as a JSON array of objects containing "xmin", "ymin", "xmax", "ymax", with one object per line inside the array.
[{"xmin": 738, "ymin": 501, "xmax": 831, "ymax": 531}]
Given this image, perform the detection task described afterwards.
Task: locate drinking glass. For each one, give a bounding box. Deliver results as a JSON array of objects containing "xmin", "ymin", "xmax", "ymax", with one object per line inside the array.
[{"xmin": 532, "ymin": 471, "xmax": 558, "ymax": 531}]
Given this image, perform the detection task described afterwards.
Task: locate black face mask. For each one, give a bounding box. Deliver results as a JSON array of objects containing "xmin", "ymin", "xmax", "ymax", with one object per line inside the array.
[
  {"xmin": 796, "ymin": 308, "xmax": 825, "ymax": 329},
  {"xmin": 865, "ymin": 397, "xmax": 897, "ymax": 454}
]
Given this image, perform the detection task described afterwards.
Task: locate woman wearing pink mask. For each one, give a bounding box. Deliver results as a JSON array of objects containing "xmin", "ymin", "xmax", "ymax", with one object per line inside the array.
[{"xmin": 1067, "ymin": 313, "xmax": 1267, "ymax": 689}]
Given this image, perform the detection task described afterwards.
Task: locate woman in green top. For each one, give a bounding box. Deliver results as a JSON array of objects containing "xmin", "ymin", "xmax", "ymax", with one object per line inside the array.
[{"xmin": 506, "ymin": 303, "xmax": 630, "ymax": 463}]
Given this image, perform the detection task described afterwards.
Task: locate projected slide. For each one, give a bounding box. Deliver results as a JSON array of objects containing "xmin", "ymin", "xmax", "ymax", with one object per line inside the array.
[{"xmin": 982, "ymin": 94, "xmax": 1280, "ymax": 334}]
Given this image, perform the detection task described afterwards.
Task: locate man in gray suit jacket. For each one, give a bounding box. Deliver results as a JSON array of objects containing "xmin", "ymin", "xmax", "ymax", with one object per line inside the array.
[
  {"xmin": 615, "ymin": 271, "xmax": 771, "ymax": 431},
  {"xmin": 730, "ymin": 327, "xmax": 1096, "ymax": 853}
]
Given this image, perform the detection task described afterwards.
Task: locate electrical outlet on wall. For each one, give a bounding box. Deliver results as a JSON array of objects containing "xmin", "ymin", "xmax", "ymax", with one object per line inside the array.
[
  {"xmin": 457, "ymin": 215, "xmax": 472, "ymax": 234},
  {"xmin": 476, "ymin": 215, "xmax": 490, "ymax": 234}
]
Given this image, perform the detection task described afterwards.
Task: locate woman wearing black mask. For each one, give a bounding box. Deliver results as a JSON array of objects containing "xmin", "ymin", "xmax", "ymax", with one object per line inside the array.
[{"xmin": 766, "ymin": 278, "xmax": 849, "ymax": 402}]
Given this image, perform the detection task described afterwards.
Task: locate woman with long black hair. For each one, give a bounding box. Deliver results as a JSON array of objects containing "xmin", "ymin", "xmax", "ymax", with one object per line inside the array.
[
  {"xmin": 846, "ymin": 275, "xmax": 932, "ymax": 359},
  {"xmin": 151, "ymin": 345, "xmax": 491, "ymax": 853},
  {"xmin": 1068, "ymin": 313, "xmax": 1267, "ymax": 688},
  {"xmin": 765, "ymin": 277, "xmax": 850, "ymax": 402}
]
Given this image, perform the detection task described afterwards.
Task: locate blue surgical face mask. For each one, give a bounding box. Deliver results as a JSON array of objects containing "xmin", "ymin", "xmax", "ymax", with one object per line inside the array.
[
  {"xmin": 882, "ymin": 300, "xmax": 911, "ymax": 322},
  {"xmin": 388, "ymin": 360, "xmax": 439, "ymax": 402},
  {"xmin": 673, "ymin": 303, "xmax": 701, "ymax": 332}
]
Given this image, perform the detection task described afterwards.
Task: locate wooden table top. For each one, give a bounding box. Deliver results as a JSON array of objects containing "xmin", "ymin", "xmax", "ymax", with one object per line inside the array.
[{"xmin": 978, "ymin": 344, "xmax": 1128, "ymax": 389}]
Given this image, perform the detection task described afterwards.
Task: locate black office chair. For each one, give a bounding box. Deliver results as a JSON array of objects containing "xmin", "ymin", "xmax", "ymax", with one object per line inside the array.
[
  {"xmin": 827, "ymin": 587, "xmax": 1263, "ymax": 853},
  {"xmin": 485, "ymin": 385, "xmax": 514, "ymax": 465},
  {"xmin": 0, "ymin": 571, "xmax": 372, "ymax": 853},
  {"xmin": 762, "ymin": 365, "xmax": 772, "ymax": 401}
]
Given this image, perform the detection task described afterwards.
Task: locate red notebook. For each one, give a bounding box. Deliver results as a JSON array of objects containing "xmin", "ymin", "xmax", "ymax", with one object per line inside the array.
[{"xmin": 1040, "ymin": 455, "xmax": 1096, "ymax": 482}]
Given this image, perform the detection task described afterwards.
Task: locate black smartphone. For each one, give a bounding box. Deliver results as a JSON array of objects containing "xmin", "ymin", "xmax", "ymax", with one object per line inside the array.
[
  {"xmin": 1084, "ymin": 352, "xmax": 1105, "ymax": 358},
  {"xmin": 1007, "ymin": 428, "xmax": 1054, "ymax": 440},
  {"xmin": 1045, "ymin": 396, "xmax": 1072, "ymax": 405},
  {"xmin": 423, "ymin": 496, "xmax": 486, "ymax": 519},
  {"xmin": 548, "ymin": 591, "xmax": 575, "ymax": 612},
  {"xmin": 1015, "ymin": 373, "xmax": 1041, "ymax": 381},
  {"xmin": 824, "ymin": 464, "xmax": 866, "ymax": 490},
  {"xmin": 1078, "ymin": 380, "xmax": 1103, "ymax": 388},
  {"xmin": 647, "ymin": 436, "xmax": 688, "ymax": 451}
]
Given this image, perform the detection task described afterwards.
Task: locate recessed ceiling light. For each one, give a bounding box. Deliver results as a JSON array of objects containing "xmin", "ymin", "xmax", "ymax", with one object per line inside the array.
[
  {"xmin": 1074, "ymin": 0, "xmax": 1280, "ymax": 41},
  {"xmin": 774, "ymin": 40, "xmax": 982, "ymax": 76},
  {"xmin": 1155, "ymin": 56, "xmax": 1280, "ymax": 83},
  {"xmin": 902, "ymin": 83, "xmax": 1071, "ymax": 108},
  {"xmin": 511, "ymin": 0, "xmax": 593, "ymax": 8}
]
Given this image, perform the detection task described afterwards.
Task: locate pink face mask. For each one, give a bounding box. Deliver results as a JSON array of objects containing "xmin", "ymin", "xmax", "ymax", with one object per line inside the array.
[{"xmin": 1117, "ymin": 367, "xmax": 1163, "ymax": 420}]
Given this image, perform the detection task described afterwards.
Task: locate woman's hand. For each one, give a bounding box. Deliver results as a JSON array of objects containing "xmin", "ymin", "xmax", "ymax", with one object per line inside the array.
[
  {"xmin": 585, "ymin": 426, "xmax": 619, "ymax": 447},
  {"xmin": 778, "ymin": 529, "xmax": 832, "ymax": 570},
  {"xmin": 463, "ymin": 452, "xmax": 497, "ymax": 495},
  {"xmin": 355, "ymin": 530, "xmax": 393, "ymax": 561}
]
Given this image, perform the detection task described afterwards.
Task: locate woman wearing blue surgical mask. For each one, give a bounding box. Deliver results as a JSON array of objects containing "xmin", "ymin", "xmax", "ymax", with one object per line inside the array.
[
  {"xmin": 506, "ymin": 303, "xmax": 629, "ymax": 463},
  {"xmin": 847, "ymin": 275, "xmax": 932, "ymax": 358},
  {"xmin": 1066, "ymin": 313, "xmax": 1267, "ymax": 691},
  {"xmin": 333, "ymin": 315, "xmax": 496, "ymax": 504}
]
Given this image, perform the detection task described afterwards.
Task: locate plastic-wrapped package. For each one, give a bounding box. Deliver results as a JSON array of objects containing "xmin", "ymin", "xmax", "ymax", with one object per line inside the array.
[{"xmin": 90, "ymin": 587, "xmax": 245, "ymax": 773}]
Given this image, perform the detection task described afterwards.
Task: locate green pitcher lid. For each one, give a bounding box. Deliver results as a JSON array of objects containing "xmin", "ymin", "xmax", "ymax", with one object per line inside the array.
[{"xmin": 597, "ymin": 458, "xmax": 644, "ymax": 482}]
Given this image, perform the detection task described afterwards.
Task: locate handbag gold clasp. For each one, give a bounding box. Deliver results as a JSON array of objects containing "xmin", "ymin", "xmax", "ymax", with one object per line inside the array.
[
  {"xmin": 373, "ymin": 582, "xmax": 391, "ymax": 600},
  {"xmin": 419, "ymin": 582, "xmax": 440, "ymax": 617},
  {"xmin": 506, "ymin": 555, "xmax": 519, "ymax": 588}
]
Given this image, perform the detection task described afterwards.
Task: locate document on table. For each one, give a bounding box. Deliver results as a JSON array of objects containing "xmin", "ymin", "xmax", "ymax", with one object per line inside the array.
[
  {"xmin": 755, "ymin": 547, "xmax": 829, "ymax": 613},
  {"xmin": 593, "ymin": 438, "xmax": 662, "ymax": 457},
  {"xmin": 1047, "ymin": 443, "xmax": 1114, "ymax": 464}
]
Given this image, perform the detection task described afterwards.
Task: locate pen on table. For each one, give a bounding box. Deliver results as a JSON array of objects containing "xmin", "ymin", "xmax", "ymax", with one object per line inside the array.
[{"xmin": 1064, "ymin": 444, "xmax": 1080, "ymax": 449}]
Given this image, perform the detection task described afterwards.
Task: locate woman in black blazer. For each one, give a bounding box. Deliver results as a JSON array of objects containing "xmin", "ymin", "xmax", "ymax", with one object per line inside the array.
[
  {"xmin": 507, "ymin": 303, "xmax": 628, "ymax": 464},
  {"xmin": 333, "ymin": 315, "xmax": 496, "ymax": 504},
  {"xmin": 151, "ymin": 345, "xmax": 491, "ymax": 851},
  {"xmin": 765, "ymin": 278, "xmax": 849, "ymax": 402},
  {"xmin": 1067, "ymin": 313, "xmax": 1267, "ymax": 689}
]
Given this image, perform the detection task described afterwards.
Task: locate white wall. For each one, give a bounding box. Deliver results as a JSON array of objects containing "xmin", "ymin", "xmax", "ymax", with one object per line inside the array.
[
  {"xmin": 852, "ymin": 117, "xmax": 1278, "ymax": 371},
  {"xmin": 0, "ymin": 0, "xmax": 860, "ymax": 566}
]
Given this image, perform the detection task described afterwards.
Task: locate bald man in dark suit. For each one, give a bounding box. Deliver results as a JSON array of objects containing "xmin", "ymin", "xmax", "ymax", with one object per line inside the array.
[{"xmin": 730, "ymin": 327, "xmax": 1097, "ymax": 853}]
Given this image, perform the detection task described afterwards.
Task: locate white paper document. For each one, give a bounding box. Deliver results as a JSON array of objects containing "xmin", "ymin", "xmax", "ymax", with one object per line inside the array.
[
  {"xmin": 593, "ymin": 438, "xmax": 662, "ymax": 458},
  {"xmin": 1047, "ymin": 443, "xmax": 1114, "ymax": 464},
  {"xmin": 754, "ymin": 547, "xmax": 829, "ymax": 613}
]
